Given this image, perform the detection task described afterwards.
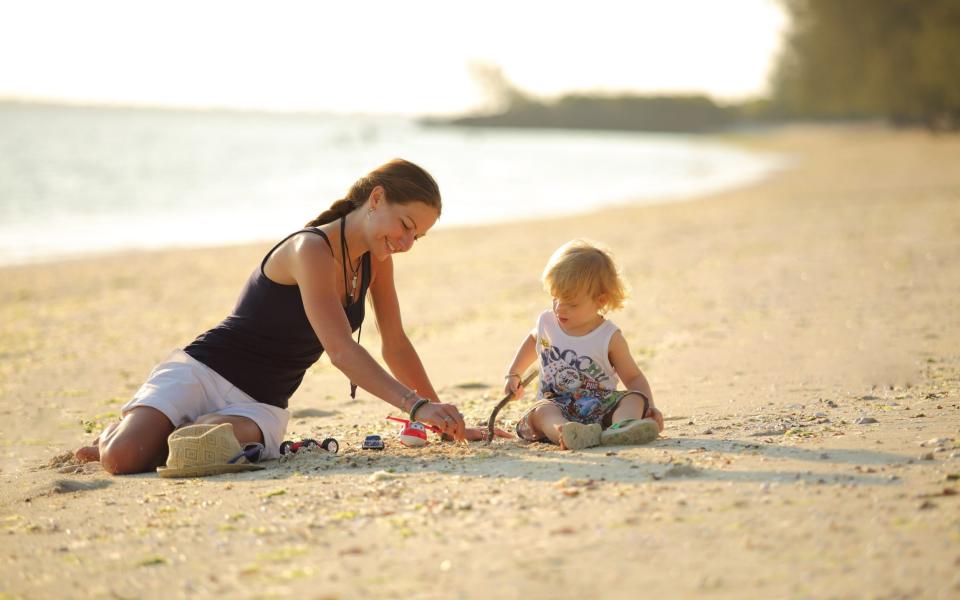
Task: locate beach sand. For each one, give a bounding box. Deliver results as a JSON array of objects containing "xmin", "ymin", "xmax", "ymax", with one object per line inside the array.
[{"xmin": 1, "ymin": 125, "xmax": 958, "ymax": 599}]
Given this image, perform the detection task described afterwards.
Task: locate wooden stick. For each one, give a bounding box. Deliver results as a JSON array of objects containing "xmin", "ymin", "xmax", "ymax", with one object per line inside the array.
[{"xmin": 486, "ymin": 368, "xmax": 538, "ymax": 443}]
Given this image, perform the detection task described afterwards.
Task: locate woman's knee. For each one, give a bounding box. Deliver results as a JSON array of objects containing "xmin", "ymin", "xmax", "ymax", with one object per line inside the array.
[
  {"xmin": 99, "ymin": 407, "xmax": 174, "ymax": 475},
  {"xmin": 99, "ymin": 434, "xmax": 162, "ymax": 475}
]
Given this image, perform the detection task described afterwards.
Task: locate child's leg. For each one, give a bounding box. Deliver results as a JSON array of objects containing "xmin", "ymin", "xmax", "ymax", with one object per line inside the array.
[
  {"xmin": 517, "ymin": 401, "xmax": 601, "ymax": 450},
  {"xmin": 601, "ymin": 391, "xmax": 659, "ymax": 446},
  {"xmin": 524, "ymin": 403, "xmax": 601, "ymax": 450},
  {"xmin": 525, "ymin": 403, "xmax": 568, "ymax": 445},
  {"xmin": 610, "ymin": 391, "xmax": 650, "ymax": 423}
]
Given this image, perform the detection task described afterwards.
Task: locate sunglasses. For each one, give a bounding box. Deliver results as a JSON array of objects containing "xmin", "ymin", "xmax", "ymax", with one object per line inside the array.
[{"xmin": 227, "ymin": 442, "xmax": 264, "ymax": 465}]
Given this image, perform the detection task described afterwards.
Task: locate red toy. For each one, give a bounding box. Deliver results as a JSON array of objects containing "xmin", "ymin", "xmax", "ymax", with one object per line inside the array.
[{"xmin": 386, "ymin": 416, "xmax": 438, "ymax": 447}]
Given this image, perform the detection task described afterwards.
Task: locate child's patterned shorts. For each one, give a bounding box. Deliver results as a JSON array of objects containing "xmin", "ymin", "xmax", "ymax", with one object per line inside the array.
[{"xmin": 515, "ymin": 390, "xmax": 649, "ymax": 442}]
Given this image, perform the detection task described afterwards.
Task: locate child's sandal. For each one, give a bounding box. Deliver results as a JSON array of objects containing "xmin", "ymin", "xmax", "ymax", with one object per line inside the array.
[
  {"xmin": 600, "ymin": 419, "xmax": 659, "ymax": 446},
  {"xmin": 559, "ymin": 422, "xmax": 602, "ymax": 451}
]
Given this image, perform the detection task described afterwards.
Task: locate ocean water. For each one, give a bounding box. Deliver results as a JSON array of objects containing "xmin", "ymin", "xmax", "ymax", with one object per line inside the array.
[{"xmin": 0, "ymin": 103, "xmax": 783, "ymax": 265}]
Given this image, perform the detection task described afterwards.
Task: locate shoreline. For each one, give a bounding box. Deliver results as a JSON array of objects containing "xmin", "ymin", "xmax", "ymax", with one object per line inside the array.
[
  {"xmin": 0, "ymin": 148, "xmax": 788, "ymax": 270},
  {"xmin": 0, "ymin": 164, "xmax": 778, "ymax": 270},
  {"xmin": 1, "ymin": 124, "xmax": 958, "ymax": 598},
  {"xmin": 0, "ymin": 105, "xmax": 786, "ymax": 268},
  {"xmin": 0, "ymin": 162, "xmax": 787, "ymax": 269}
]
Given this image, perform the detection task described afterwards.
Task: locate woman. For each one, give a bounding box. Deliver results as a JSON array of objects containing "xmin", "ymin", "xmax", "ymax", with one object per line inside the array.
[{"xmin": 77, "ymin": 158, "xmax": 493, "ymax": 475}]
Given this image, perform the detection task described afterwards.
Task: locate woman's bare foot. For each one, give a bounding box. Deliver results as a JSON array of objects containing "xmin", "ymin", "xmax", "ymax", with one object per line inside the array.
[
  {"xmin": 558, "ymin": 422, "xmax": 601, "ymax": 451},
  {"xmin": 74, "ymin": 439, "xmax": 100, "ymax": 463},
  {"xmin": 74, "ymin": 419, "xmax": 124, "ymax": 463}
]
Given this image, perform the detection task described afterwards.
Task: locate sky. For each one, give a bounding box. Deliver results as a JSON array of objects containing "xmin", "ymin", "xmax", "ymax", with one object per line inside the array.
[{"xmin": 0, "ymin": 0, "xmax": 787, "ymax": 115}]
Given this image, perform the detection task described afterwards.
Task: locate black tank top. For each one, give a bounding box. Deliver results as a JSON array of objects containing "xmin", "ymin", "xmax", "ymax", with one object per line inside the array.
[{"xmin": 183, "ymin": 227, "xmax": 370, "ymax": 409}]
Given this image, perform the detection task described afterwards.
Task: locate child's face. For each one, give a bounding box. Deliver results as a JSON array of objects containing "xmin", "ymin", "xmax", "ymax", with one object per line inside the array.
[{"xmin": 552, "ymin": 291, "xmax": 604, "ymax": 332}]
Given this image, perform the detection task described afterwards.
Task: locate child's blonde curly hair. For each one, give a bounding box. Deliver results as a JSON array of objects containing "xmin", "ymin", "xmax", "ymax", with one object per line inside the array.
[{"xmin": 541, "ymin": 239, "xmax": 628, "ymax": 314}]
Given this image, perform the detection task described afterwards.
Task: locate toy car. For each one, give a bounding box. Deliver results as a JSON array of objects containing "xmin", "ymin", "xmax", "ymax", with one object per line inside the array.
[
  {"xmin": 280, "ymin": 437, "xmax": 339, "ymax": 455},
  {"xmin": 361, "ymin": 434, "xmax": 385, "ymax": 450}
]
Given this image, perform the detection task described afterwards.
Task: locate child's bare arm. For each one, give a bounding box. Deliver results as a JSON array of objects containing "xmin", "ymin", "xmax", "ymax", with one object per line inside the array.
[
  {"xmin": 609, "ymin": 331, "xmax": 652, "ymax": 400},
  {"xmin": 503, "ymin": 334, "xmax": 537, "ymax": 399},
  {"xmin": 609, "ymin": 331, "xmax": 663, "ymax": 429}
]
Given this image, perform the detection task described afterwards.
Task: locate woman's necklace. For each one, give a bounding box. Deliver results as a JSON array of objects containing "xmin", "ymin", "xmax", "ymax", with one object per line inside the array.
[
  {"xmin": 339, "ymin": 215, "xmax": 361, "ymax": 300},
  {"xmin": 338, "ymin": 214, "xmax": 365, "ymax": 401}
]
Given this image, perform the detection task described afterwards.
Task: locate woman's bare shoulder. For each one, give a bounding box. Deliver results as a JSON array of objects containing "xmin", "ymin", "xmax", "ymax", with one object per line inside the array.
[{"xmin": 264, "ymin": 230, "xmax": 334, "ymax": 284}]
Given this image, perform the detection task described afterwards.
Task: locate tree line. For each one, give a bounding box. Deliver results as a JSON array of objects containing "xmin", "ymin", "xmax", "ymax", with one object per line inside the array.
[
  {"xmin": 428, "ymin": 1, "xmax": 960, "ymax": 133},
  {"xmin": 434, "ymin": 91, "xmax": 735, "ymax": 134},
  {"xmin": 767, "ymin": 0, "xmax": 960, "ymax": 130}
]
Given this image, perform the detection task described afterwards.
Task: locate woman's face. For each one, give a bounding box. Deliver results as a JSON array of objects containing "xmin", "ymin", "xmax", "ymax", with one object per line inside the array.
[{"xmin": 364, "ymin": 189, "xmax": 439, "ymax": 261}]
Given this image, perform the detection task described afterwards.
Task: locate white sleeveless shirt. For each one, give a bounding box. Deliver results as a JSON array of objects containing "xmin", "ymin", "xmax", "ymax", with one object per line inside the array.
[{"xmin": 533, "ymin": 310, "xmax": 621, "ymax": 399}]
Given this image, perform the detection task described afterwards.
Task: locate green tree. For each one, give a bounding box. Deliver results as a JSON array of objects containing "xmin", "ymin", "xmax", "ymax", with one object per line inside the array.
[{"xmin": 771, "ymin": 0, "xmax": 960, "ymax": 129}]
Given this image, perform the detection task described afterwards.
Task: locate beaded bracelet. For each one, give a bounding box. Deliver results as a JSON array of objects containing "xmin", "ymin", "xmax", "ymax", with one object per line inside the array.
[{"xmin": 409, "ymin": 398, "xmax": 429, "ymax": 422}]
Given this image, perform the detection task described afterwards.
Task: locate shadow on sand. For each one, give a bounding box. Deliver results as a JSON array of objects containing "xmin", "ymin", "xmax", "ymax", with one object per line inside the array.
[{"xmin": 78, "ymin": 435, "xmax": 910, "ymax": 489}]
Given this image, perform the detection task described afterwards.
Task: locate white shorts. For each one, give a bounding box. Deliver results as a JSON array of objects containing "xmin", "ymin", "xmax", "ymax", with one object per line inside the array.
[{"xmin": 121, "ymin": 349, "xmax": 290, "ymax": 459}]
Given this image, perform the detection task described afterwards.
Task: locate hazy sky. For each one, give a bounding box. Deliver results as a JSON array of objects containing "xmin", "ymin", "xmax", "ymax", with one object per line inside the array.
[{"xmin": 0, "ymin": 0, "xmax": 787, "ymax": 115}]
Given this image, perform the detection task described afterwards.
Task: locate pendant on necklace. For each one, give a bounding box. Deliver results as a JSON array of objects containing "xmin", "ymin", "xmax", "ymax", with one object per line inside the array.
[{"xmin": 351, "ymin": 273, "xmax": 358, "ymax": 294}]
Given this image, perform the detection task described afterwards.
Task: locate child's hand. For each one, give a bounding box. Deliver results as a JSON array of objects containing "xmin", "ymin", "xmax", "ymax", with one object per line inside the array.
[
  {"xmin": 503, "ymin": 374, "xmax": 525, "ymax": 400},
  {"xmin": 647, "ymin": 406, "xmax": 665, "ymax": 432}
]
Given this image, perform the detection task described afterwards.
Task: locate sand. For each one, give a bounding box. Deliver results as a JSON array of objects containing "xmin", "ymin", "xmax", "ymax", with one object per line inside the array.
[{"xmin": 1, "ymin": 124, "xmax": 958, "ymax": 599}]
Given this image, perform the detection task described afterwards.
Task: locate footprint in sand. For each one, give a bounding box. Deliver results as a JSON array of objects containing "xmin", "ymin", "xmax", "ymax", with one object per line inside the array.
[
  {"xmin": 662, "ymin": 463, "xmax": 702, "ymax": 478},
  {"xmin": 24, "ymin": 478, "xmax": 112, "ymax": 502},
  {"xmin": 291, "ymin": 408, "xmax": 338, "ymax": 418}
]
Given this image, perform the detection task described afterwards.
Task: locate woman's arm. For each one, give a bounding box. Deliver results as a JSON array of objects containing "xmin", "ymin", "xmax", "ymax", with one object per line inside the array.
[
  {"xmin": 368, "ymin": 254, "xmax": 439, "ymax": 402},
  {"xmin": 369, "ymin": 254, "xmax": 513, "ymax": 442},
  {"xmin": 285, "ymin": 234, "xmax": 465, "ymax": 439}
]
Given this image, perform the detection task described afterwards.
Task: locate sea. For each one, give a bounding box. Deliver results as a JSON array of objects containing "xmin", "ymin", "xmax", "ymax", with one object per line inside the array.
[{"xmin": 0, "ymin": 102, "xmax": 784, "ymax": 265}]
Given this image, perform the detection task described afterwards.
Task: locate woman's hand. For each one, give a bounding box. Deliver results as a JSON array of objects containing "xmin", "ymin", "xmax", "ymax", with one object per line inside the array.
[{"xmin": 415, "ymin": 402, "xmax": 466, "ymax": 441}]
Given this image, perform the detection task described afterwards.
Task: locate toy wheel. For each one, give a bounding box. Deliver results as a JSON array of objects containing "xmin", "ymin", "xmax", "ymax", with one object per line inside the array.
[
  {"xmin": 321, "ymin": 438, "xmax": 339, "ymax": 453},
  {"xmin": 279, "ymin": 440, "xmax": 293, "ymax": 455}
]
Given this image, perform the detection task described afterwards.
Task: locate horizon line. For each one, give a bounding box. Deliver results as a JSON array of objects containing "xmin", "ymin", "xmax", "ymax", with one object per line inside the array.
[{"xmin": 0, "ymin": 88, "xmax": 768, "ymax": 118}]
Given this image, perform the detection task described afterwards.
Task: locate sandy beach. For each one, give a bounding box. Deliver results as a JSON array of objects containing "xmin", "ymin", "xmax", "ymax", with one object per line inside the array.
[{"xmin": 1, "ymin": 124, "xmax": 958, "ymax": 599}]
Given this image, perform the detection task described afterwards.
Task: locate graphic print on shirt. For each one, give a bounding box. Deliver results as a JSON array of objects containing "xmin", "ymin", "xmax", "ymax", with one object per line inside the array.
[{"xmin": 538, "ymin": 337, "xmax": 613, "ymax": 398}]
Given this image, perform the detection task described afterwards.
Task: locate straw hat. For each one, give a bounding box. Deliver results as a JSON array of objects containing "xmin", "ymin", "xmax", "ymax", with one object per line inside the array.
[{"xmin": 157, "ymin": 423, "xmax": 264, "ymax": 478}]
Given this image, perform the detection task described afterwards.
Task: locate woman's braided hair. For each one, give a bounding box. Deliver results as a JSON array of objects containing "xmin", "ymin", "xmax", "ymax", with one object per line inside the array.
[{"xmin": 306, "ymin": 159, "xmax": 441, "ymax": 227}]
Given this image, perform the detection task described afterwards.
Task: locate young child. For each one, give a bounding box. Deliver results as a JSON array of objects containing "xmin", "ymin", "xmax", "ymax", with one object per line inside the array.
[{"xmin": 503, "ymin": 239, "xmax": 664, "ymax": 450}]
